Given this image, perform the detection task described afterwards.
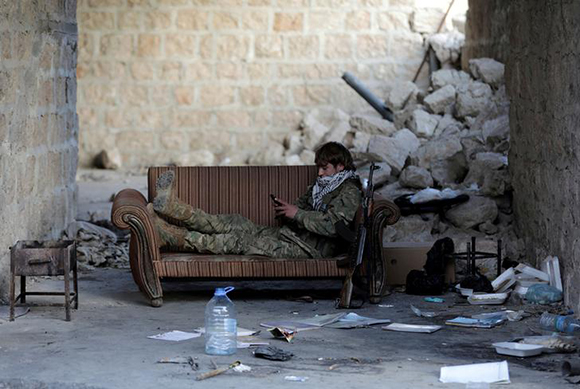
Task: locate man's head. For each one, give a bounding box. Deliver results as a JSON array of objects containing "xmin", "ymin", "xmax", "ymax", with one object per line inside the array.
[{"xmin": 314, "ymin": 142, "xmax": 355, "ymax": 177}]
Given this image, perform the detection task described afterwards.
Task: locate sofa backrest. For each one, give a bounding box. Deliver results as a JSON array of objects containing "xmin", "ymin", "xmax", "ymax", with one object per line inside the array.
[{"xmin": 148, "ymin": 166, "xmax": 318, "ymax": 227}]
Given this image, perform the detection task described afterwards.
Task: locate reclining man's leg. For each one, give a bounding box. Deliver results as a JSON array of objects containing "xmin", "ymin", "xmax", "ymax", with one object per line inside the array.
[
  {"xmin": 152, "ymin": 170, "xmax": 262, "ymax": 235},
  {"xmin": 149, "ymin": 205, "xmax": 307, "ymax": 258}
]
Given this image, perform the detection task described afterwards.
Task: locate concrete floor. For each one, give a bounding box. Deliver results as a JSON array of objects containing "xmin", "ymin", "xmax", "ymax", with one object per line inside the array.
[{"xmin": 0, "ymin": 170, "xmax": 572, "ymax": 388}]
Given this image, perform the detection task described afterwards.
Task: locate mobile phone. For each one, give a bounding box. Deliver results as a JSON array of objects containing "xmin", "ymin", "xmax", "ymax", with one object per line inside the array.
[{"xmin": 270, "ymin": 194, "xmax": 282, "ymax": 206}]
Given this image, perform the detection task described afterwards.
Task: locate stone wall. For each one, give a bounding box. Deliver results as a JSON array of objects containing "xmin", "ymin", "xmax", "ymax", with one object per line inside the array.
[
  {"xmin": 506, "ymin": 0, "xmax": 580, "ymax": 310},
  {"xmin": 0, "ymin": 1, "xmax": 79, "ymax": 300},
  {"xmin": 77, "ymin": 0, "xmax": 467, "ymax": 169},
  {"xmin": 461, "ymin": 0, "xmax": 509, "ymax": 70}
]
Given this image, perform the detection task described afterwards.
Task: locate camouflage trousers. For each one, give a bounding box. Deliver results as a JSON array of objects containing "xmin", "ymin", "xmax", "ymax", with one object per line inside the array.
[{"xmin": 170, "ymin": 209, "xmax": 309, "ymax": 259}]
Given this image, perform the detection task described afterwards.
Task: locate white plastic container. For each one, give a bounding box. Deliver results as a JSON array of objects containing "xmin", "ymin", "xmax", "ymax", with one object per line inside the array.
[
  {"xmin": 492, "ymin": 342, "xmax": 544, "ymax": 357},
  {"xmin": 467, "ymin": 292, "xmax": 509, "ymax": 305},
  {"xmin": 205, "ymin": 286, "xmax": 237, "ymax": 355}
]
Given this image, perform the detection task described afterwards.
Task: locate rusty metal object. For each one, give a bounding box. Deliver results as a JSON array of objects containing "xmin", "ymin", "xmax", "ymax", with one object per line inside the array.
[{"xmin": 10, "ymin": 240, "xmax": 78, "ymax": 321}]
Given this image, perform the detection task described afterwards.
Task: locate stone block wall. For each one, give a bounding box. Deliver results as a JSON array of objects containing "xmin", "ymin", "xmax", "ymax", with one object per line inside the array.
[
  {"xmin": 461, "ymin": 0, "xmax": 509, "ymax": 69},
  {"xmin": 0, "ymin": 1, "xmax": 79, "ymax": 300},
  {"xmin": 506, "ymin": 0, "xmax": 580, "ymax": 310},
  {"xmin": 77, "ymin": 0, "xmax": 467, "ymax": 168}
]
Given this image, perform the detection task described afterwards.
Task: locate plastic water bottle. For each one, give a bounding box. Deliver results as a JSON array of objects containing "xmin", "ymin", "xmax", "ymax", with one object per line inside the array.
[
  {"xmin": 539, "ymin": 312, "xmax": 580, "ymax": 334},
  {"xmin": 205, "ymin": 286, "xmax": 237, "ymax": 355}
]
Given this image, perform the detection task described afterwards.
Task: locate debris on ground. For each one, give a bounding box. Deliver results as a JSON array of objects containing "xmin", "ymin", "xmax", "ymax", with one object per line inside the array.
[
  {"xmin": 445, "ymin": 317, "xmax": 503, "ymax": 329},
  {"xmin": 157, "ymin": 356, "xmax": 198, "ymax": 370},
  {"xmin": 253, "ymin": 346, "xmax": 294, "ymax": 361},
  {"xmin": 410, "ymin": 304, "xmax": 437, "ymax": 318},
  {"xmin": 147, "ymin": 330, "xmax": 201, "ymax": 342},
  {"xmin": 439, "ymin": 361, "xmax": 510, "ymax": 384},
  {"xmin": 284, "ymin": 376, "xmax": 308, "ymax": 382},
  {"xmin": 196, "ymin": 361, "xmax": 241, "ymax": 381},
  {"xmin": 233, "ymin": 363, "xmax": 252, "ymax": 373},
  {"xmin": 492, "ymin": 342, "xmax": 544, "ymax": 357},
  {"xmin": 382, "ymin": 323, "xmax": 441, "ymax": 333},
  {"xmin": 267, "ymin": 327, "xmax": 296, "ymax": 343}
]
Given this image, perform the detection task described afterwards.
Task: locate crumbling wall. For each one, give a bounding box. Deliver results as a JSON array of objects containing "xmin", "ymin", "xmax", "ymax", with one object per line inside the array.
[
  {"xmin": 0, "ymin": 1, "xmax": 78, "ymax": 300},
  {"xmin": 461, "ymin": 0, "xmax": 509, "ymax": 69},
  {"xmin": 77, "ymin": 0, "xmax": 468, "ymax": 169},
  {"xmin": 507, "ymin": 0, "xmax": 580, "ymax": 310}
]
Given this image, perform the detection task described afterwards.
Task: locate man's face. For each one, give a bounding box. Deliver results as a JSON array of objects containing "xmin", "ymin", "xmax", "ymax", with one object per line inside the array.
[{"xmin": 318, "ymin": 163, "xmax": 345, "ymax": 177}]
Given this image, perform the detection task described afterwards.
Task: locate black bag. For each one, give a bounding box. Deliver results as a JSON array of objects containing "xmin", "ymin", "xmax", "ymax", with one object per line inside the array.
[{"xmin": 405, "ymin": 238, "xmax": 455, "ymax": 296}]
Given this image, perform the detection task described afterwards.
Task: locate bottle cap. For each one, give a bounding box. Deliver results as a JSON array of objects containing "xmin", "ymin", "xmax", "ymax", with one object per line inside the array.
[{"xmin": 214, "ymin": 286, "xmax": 234, "ymax": 296}]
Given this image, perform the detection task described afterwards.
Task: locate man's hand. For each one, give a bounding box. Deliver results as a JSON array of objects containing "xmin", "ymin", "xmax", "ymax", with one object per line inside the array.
[{"xmin": 273, "ymin": 198, "xmax": 298, "ymax": 219}]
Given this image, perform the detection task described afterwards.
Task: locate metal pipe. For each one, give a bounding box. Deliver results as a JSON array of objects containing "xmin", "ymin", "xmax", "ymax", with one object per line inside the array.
[{"xmin": 342, "ymin": 72, "xmax": 393, "ymax": 122}]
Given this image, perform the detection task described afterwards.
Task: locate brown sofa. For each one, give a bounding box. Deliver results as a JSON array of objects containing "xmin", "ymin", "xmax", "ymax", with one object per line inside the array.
[{"xmin": 111, "ymin": 165, "xmax": 400, "ymax": 307}]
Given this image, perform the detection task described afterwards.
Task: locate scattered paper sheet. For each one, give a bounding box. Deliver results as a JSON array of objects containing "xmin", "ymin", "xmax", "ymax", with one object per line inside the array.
[
  {"xmin": 259, "ymin": 320, "xmax": 320, "ymax": 331},
  {"xmin": 194, "ymin": 327, "xmax": 259, "ymax": 337},
  {"xmin": 440, "ymin": 361, "xmax": 510, "ymax": 384},
  {"xmin": 445, "ymin": 317, "xmax": 503, "ymax": 328},
  {"xmin": 382, "ymin": 323, "xmax": 441, "ymax": 333},
  {"xmin": 326, "ymin": 313, "xmax": 390, "ymax": 329},
  {"xmin": 147, "ymin": 330, "xmax": 201, "ymax": 341}
]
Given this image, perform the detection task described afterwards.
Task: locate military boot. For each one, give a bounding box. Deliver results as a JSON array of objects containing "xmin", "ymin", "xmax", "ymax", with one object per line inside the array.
[
  {"xmin": 146, "ymin": 203, "xmax": 187, "ymax": 247},
  {"xmin": 152, "ymin": 170, "xmax": 195, "ymax": 221}
]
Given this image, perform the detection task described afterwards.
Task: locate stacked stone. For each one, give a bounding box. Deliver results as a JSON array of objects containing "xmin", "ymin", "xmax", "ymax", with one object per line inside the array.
[
  {"xmin": 283, "ymin": 57, "xmax": 519, "ymax": 267},
  {"xmin": 76, "ymin": 0, "xmax": 468, "ymax": 169},
  {"xmin": 0, "ymin": 1, "xmax": 79, "ymax": 299}
]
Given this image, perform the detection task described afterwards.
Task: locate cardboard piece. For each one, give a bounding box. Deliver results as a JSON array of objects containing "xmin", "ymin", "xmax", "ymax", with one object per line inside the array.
[{"xmin": 383, "ymin": 242, "xmax": 455, "ymax": 285}]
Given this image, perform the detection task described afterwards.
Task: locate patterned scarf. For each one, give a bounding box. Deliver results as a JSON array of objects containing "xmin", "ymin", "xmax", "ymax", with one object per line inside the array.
[{"xmin": 312, "ymin": 170, "xmax": 358, "ymax": 211}]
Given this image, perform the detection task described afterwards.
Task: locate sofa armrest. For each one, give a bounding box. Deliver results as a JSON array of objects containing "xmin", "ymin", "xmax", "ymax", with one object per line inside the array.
[{"xmin": 111, "ymin": 189, "xmax": 163, "ymax": 307}]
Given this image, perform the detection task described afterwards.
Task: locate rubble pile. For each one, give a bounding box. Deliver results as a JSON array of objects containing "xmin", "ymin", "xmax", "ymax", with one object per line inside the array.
[
  {"xmin": 275, "ymin": 56, "xmax": 517, "ymax": 270},
  {"xmin": 63, "ymin": 220, "xmax": 130, "ymax": 270}
]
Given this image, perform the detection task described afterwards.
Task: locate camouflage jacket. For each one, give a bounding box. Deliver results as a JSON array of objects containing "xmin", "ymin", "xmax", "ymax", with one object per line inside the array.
[{"xmin": 280, "ymin": 177, "xmax": 362, "ymax": 258}]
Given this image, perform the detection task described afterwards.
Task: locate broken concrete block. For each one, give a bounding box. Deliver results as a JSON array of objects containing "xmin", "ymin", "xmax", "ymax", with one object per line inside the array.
[
  {"xmin": 431, "ymin": 69, "xmax": 472, "ymax": 90},
  {"xmin": 463, "ymin": 152, "xmax": 509, "ymax": 197},
  {"xmin": 423, "ymin": 85, "xmax": 456, "ymax": 114},
  {"xmin": 368, "ymin": 129, "xmax": 420, "ymax": 174},
  {"xmin": 399, "ymin": 165, "xmax": 433, "ymax": 189},
  {"xmin": 179, "ymin": 149, "xmax": 216, "ymax": 166},
  {"xmin": 323, "ymin": 120, "xmax": 350, "ymax": 144},
  {"xmin": 428, "ymin": 31, "xmax": 465, "ymax": 65},
  {"xmin": 409, "ymin": 109, "xmax": 440, "ymax": 138},
  {"xmin": 445, "ymin": 195, "xmax": 499, "ymax": 230},
  {"xmin": 284, "ymin": 131, "xmax": 303, "ymax": 155},
  {"xmin": 382, "ymin": 214, "xmax": 436, "ymax": 242},
  {"xmin": 350, "ymin": 114, "xmax": 397, "ymax": 136},
  {"xmin": 469, "ymin": 58, "xmax": 505, "ymax": 88},
  {"xmin": 412, "ymin": 135, "xmax": 467, "ymax": 185},
  {"xmin": 387, "ymin": 81, "xmax": 419, "ymax": 111},
  {"xmin": 434, "ymin": 113, "xmax": 462, "ymax": 138},
  {"xmin": 299, "ymin": 149, "xmax": 315, "ymax": 164},
  {"xmin": 376, "ymin": 181, "xmax": 415, "ymax": 201},
  {"xmin": 248, "ymin": 142, "xmax": 285, "ymax": 165},
  {"xmin": 301, "ymin": 112, "xmax": 329, "ymax": 150},
  {"xmin": 284, "ymin": 154, "xmax": 303, "ymax": 165},
  {"xmin": 482, "ymin": 114, "xmax": 510, "ymax": 151},
  {"xmin": 94, "ymin": 149, "xmax": 122, "ymax": 170},
  {"xmin": 351, "ymin": 131, "xmax": 372, "ymax": 152},
  {"xmin": 456, "ymin": 81, "xmax": 493, "ymax": 118},
  {"xmin": 358, "ymin": 162, "xmax": 391, "ymax": 188},
  {"xmin": 479, "ymin": 220, "xmax": 498, "ymax": 235}
]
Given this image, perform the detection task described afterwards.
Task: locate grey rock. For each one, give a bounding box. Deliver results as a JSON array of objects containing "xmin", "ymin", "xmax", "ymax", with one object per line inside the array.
[
  {"xmin": 94, "ymin": 149, "xmax": 122, "ymax": 170},
  {"xmin": 301, "ymin": 108, "xmax": 349, "ymax": 150},
  {"xmin": 376, "ymin": 181, "xmax": 415, "ymax": 201},
  {"xmin": 299, "ymin": 149, "xmax": 315, "ymax": 164},
  {"xmin": 456, "ymin": 81, "xmax": 493, "ymax": 118},
  {"xmin": 434, "ymin": 114, "xmax": 463, "ymax": 138},
  {"xmin": 469, "ymin": 58, "xmax": 505, "ymax": 88},
  {"xmin": 284, "ymin": 131, "xmax": 303, "ymax": 155},
  {"xmin": 399, "ymin": 166, "xmax": 433, "ymax": 189},
  {"xmin": 423, "ymin": 85, "xmax": 456, "ymax": 114},
  {"xmin": 445, "ymin": 195, "xmax": 498, "ymax": 229},
  {"xmin": 411, "ymin": 135, "xmax": 467, "ymax": 185},
  {"xmin": 431, "ymin": 69, "xmax": 472, "ymax": 90},
  {"xmin": 408, "ymin": 109, "xmax": 440, "ymax": 138},
  {"xmin": 350, "ymin": 114, "xmax": 397, "ymax": 136},
  {"xmin": 248, "ymin": 142, "xmax": 285, "ymax": 165},
  {"xmin": 351, "ymin": 131, "xmax": 372, "ymax": 152},
  {"xmin": 428, "ymin": 31, "xmax": 465, "ymax": 65},
  {"xmin": 479, "ymin": 220, "xmax": 499, "ymax": 235},
  {"xmin": 463, "ymin": 152, "xmax": 509, "ymax": 197},
  {"xmin": 368, "ymin": 129, "xmax": 420, "ymax": 174},
  {"xmin": 387, "ymin": 81, "xmax": 419, "ymax": 111},
  {"xmin": 482, "ymin": 114, "xmax": 510, "ymax": 151},
  {"xmin": 383, "ymin": 214, "xmax": 435, "ymax": 243},
  {"xmin": 285, "ymin": 154, "xmax": 303, "ymax": 165},
  {"xmin": 357, "ymin": 162, "xmax": 391, "ymax": 188}
]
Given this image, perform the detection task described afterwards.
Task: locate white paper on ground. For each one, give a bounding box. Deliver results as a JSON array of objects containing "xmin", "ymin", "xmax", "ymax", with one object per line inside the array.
[
  {"xmin": 439, "ymin": 360, "xmax": 510, "ymax": 384},
  {"xmin": 325, "ymin": 312, "xmax": 391, "ymax": 328},
  {"xmin": 147, "ymin": 330, "xmax": 201, "ymax": 341},
  {"xmin": 194, "ymin": 327, "xmax": 259, "ymax": 337},
  {"xmin": 382, "ymin": 323, "xmax": 441, "ymax": 333}
]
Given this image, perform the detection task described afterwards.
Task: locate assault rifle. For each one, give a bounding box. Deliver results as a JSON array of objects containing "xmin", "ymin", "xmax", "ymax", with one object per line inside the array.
[{"xmin": 337, "ymin": 163, "xmax": 380, "ymax": 309}]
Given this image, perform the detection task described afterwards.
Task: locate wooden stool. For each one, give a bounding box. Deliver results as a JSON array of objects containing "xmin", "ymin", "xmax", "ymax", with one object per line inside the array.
[{"xmin": 9, "ymin": 240, "xmax": 78, "ymax": 321}]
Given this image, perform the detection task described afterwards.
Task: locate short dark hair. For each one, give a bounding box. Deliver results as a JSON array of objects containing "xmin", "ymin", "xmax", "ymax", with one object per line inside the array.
[{"xmin": 314, "ymin": 142, "xmax": 355, "ymax": 171}]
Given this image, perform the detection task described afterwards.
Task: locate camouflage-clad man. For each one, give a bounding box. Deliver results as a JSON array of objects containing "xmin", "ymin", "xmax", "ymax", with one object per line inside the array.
[{"xmin": 147, "ymin": 142, "xmax": 362, "ymax": 259}]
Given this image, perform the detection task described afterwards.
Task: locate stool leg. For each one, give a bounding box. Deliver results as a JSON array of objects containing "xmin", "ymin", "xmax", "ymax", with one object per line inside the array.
[
  {"xmin": 64, "ymin": 255, "xmax": 71, "ymax": 321},
  {"xmin": 73, "ymin": 258, "xmax": 78, "ymax": 309},
  {"xmin": 9, "ymin": 264, "xmax": 15, "ymax": 322},
  {"xmin": 20, "ymin": 276, "xmax": 26, "ymax": 304}
]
